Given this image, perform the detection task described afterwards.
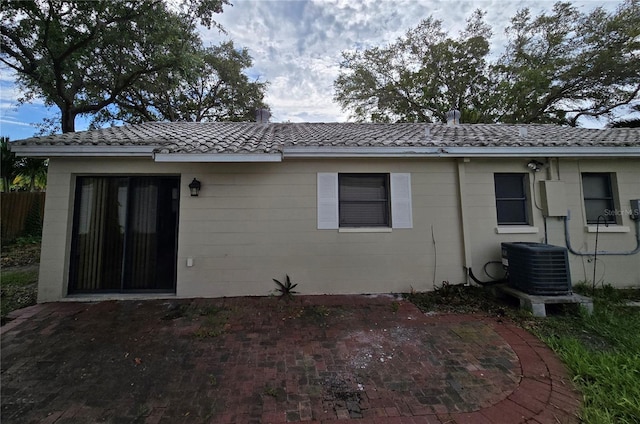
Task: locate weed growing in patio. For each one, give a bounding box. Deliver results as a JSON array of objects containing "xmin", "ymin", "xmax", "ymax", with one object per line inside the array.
[
  {"xmin": 263, "ymin": 386, "xmax": 278, "ymax": 397},
  {"xmin": 391, "ymin": 301, "xmax": 400, "ymax": 312},
  {"xmin": 272, "ymin": 274, "xmax": 298, "ymax": 301},
  {"xmin": 407, "ymin": 281, "xmax": 513, "ymax": 316},
  {"xmin": 193, "ymin": 307, "xmax": 230, "ymax": 338},
  {"xmin": 162, "ymin": 302, "xmax": 231, "ymax": 338}
]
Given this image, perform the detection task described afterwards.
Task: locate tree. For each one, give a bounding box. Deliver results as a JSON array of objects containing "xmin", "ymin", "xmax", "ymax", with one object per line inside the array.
[
  {"xmin": 333, "ymin": 1, "xmax": 640, "ymax": 126},
  {"xmin": 93, "ymin": 41, "xmax": 268, "ymax": 124},
  {"xmin": 17, "ymin": 158, "xmax": 48, "ymax": 192},
  {"xmin": 495, "ymin": 0, "xmax": 640, "ymax": 125},
  {"xmin": 0, "ymin": 138, "xmax": 47, "ymax": 191},
  {"xmin": 1, "ymin": 137, "xmax": 19, "ymax": 192},
  {"xmin": 0, "ymin": 0, "xmax": 229, "ymax": 133},
  {"xmin": 334, "ymin": 10, "xmax": 493, "ymax": 123}
]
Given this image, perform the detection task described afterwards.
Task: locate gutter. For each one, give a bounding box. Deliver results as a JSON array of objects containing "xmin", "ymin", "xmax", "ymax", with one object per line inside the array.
[
  {"xmin": 11, "ymin": 144, "xmax": 640, "ymax": 160},
  {"xmin": 284, "ymin": 146, "xmax": 442, "ymax": 157},
  {"xmin": 283, "ymin": 146, "xmax": 640, "ymax": 158},
  {"xmin": 153, "ymin": 153, "xmax": 282, "ymax": 162},
  {"xmin": 9, "ymin": 145, "xmax": 156, "ymax": 157}
]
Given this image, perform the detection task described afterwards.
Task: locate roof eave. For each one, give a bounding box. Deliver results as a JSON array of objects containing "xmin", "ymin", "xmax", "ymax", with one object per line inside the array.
[
  {"xmin": 283, "ymin": 146, "xmax": 640, "ymax": 158},
  {"xmin": 153, "ymin": 153, "xmax": 282, "ymax": 162},
  {"xmin": 9, "ymin": 145, "xmax": 156, "ymax": 158}
]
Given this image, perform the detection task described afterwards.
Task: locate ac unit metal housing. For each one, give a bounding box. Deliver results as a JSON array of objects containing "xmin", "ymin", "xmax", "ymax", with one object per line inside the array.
[{"xmin": 501, "ymin": 242, "xmax": 572, "ymax": 295}]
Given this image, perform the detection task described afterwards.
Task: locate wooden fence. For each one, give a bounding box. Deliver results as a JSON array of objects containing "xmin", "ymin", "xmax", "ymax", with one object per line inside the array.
[{"xmin": 1, "ymin": 192, "xmax": 46, "ymax": 242}]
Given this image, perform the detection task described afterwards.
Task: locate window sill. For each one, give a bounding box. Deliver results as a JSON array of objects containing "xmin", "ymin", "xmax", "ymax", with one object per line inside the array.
[
  {"xmin": 585, "ymin": 225, "xmax": 630, "ymax": 233},
  {"xmin": 495, "ymin": 226, "xmax": 539, "ymax": 234},
  {"xmin": 339, "ymin": 227, "xmax": 393, "ymax": 233}
]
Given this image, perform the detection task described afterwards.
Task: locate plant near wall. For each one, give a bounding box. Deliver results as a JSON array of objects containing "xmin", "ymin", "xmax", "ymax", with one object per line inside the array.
[{"xmin": 272, "ymin": 275, "xmax": 298, "ymax": 302}]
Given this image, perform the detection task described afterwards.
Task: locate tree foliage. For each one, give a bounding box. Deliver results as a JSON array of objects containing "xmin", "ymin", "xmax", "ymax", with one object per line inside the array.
[
  {"xmin": 334, "ymin": 1, "xmax": 640, "ymax": 126},
  {"xmin": 92, "ymin": 41, "xmax": 268, "ymax": 125},
  {"xmin": 0, "ymin": 0, "xmax": 232, "ymax": 133},
  {"xmin": 1, "ymin": 137, "xmax": 19, "ymax": 192},
  {"xmin": 1, "ymin": 138, "xmax": 47, "ymax": 192},
  {"xmin": 496, "ymin": 1, "xmax": 640, "ymax": 125},
  {"xmin": 334, "ymin": 10, "xmax": 492, "ymax": 123}
]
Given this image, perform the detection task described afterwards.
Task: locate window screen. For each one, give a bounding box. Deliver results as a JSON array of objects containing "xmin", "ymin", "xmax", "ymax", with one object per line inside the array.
[
  {"xmin": 494, "ymin": 173, "xmax": 529, "ymax": 225},
  {"xmin": 339, "ymin": 174, "xmax": 390, "ymax": 227},
  {"xmin": 582, "ymin": 173, "xmax": 616, "ymax": 224}
]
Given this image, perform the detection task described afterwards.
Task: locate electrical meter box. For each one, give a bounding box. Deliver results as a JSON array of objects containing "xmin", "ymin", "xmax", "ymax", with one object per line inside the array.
[{"xmin": 539, "ymin": 180, "xmax": 567, "ymax": 217}]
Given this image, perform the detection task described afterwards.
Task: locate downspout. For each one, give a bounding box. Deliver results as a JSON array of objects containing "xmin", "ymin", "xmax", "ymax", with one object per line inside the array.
[
  {"xmin": 456, "ymin": 159, "xmax": 504, "ymax": 286},
  {"xmin": 456, "ymin": 159, "xmax": 473, "ymax": 281},
  {"xmin": 564, "ymin": 214, "xmax": 640, "ymax": 256}
]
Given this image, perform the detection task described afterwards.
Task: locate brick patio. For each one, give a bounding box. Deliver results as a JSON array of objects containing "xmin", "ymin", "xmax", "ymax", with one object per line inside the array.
[{"xmin": 0, "ymin": 295, "xmax": 581, "ymax": 423}]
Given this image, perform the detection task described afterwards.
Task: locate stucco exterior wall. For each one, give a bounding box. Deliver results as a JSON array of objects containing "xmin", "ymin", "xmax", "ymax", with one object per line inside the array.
[
  {"xmin": 37, "ymin": 155, "xmax": 639, "ymax": 302},
  {"xmin": 37, "ymin": 157, "xmax": 466, "ymax": 302},
  {"xmin": 462, "ymin": 157, "xmax": 640, "ymax": 288},
  {"xmin": 177, "ymin": 159, "xmax": 466, "ymax": 297}
]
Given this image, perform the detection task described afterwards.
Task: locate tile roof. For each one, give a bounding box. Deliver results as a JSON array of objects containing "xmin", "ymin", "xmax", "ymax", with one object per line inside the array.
[{"xmin": 11, "ymin": 121, "xmax": 640, "ymax": 154}]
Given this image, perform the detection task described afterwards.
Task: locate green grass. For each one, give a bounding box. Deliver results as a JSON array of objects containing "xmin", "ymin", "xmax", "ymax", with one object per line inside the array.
[
  {"xmin": 407, "ymin": 282, "xmax": 640, "ymax": 423},
  {"xmin": 1, "ymin": 268, "xmax": 38, "ymax": 324},
  {"xmin": 532, "ymin": 284, "xmax": 640, "ymax": 424}
]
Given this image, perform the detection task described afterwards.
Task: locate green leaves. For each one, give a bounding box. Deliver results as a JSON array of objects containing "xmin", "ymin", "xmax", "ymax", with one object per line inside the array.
[
  {"xmin": 273, "ymin": 275, "xmax": 299, "ymax": 302},
  {"xmin": 103, "ymin": 41, "xmax": 268, "ymax": 124},
  {"xmin": 334, "ymin": 1, "xmax": 640, "ymax": 126},
  {"xmin": 0, "ymin": 0, "xmax": 231, "ymax": 133},
  {"xmin": 0, "ymin": 138, "xmax": 47, "ymax": 192},
  {"xmin": 334, "ymin": 9, "xmax": 493, "ymax": 124}
]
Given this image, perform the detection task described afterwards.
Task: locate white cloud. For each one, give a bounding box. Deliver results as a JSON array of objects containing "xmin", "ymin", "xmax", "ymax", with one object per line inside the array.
[
  {"xmin": 0, "ymin": 0, "xmax": 625, "ymax": 139},
  {"xmin": 202, "ymin": 0, "xmax": 621, "ymax": 123}
]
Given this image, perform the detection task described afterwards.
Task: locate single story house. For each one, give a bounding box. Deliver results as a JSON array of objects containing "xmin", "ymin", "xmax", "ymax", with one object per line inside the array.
[{"xmin": 10, "ymin": 121, "xmax": 640, "ymax": 302}]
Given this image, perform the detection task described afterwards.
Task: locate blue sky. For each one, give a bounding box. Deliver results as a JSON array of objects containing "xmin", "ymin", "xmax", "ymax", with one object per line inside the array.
[{"xmin": 0, "ymin": 0, "xmax": 625, "ymax": 141}]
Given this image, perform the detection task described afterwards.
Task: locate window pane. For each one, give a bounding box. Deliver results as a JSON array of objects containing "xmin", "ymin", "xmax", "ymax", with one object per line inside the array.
[
  {"xmin": 582, "ymin": 174, "xmax": 612, "ymax": 199},
  {"xmin": 340, "ymin": 202, "xmax": 388, "ymax": 226},
  {"xmin": 585, "ymin": 199, "xmax": 616, "ymax": 224},
  {"xmin": 340, "ymin": 175, "xmax": 387, "ymax": 201},
  {"xmin": 70, "ymin": 177, "xmax": 127, "ymax": 291},
  {"xmin": 339, "ymin": 174, "xmax": 390, "ymax": 227},
  {"xmin": 494, "ymin": 174, "xmax": 525, "ymax": 198},
  {"xmin": 496, "ymin": 199, "xmax": 527, "ymax": 224}
]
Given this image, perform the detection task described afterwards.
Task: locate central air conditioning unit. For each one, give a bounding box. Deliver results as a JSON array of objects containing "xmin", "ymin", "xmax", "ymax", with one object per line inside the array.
[{"xmin": 501, "ymin": 242, "xmax": 572, "ymax": 295}]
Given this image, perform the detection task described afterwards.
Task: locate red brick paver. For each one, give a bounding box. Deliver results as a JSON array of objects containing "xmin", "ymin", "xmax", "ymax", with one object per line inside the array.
[{"xmin": 0, "ymin": 296, "xmax": 581, "ymax": 423}]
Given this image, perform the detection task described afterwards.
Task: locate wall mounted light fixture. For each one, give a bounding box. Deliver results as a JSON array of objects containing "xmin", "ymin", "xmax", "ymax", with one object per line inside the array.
[
  {"xmin": 527, "ymin": 160, "xmax": 544, "ymax": 172},
  {"xmin": 188, "ymin": 178, "xmax": 201, "ymax": 196}
]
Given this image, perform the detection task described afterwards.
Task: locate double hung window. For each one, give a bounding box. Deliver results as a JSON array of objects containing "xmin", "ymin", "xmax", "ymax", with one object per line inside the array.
[
  {"xmin": 582, "ymin": 173, "xmax": 616, "ymax": 224},
  {"xmin": 494, "ymin": 173, "xmax": 530, "ymax": 225}
]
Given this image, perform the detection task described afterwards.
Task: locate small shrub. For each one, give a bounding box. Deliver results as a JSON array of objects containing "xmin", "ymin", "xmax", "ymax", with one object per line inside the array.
[{"xmin": 273, "ymin": 275, "xmax": 298, "ymax": 301}]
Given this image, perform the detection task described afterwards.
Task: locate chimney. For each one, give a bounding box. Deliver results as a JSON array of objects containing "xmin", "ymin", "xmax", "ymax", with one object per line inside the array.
[
  {"xmin": 446, "ymin": 109, "xmax": 461, "ymax": 126},
  {"xmin": 255, "ymin": 108, "xmax": 271, "ymax": 123}
]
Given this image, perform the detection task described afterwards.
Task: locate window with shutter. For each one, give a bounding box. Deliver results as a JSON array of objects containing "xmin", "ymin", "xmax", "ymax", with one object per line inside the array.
[{"xmin": 317, "ymin": 172, "xmax": 412, "ymax": 230}]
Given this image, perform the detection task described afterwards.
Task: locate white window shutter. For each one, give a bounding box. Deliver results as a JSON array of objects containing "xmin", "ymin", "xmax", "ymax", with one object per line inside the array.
[
  {"xmin": 317, "ymin": 173, "xmax": 339, "ymax": 229},
  {"xmin": 391, "ymin": 173, "xmax": 413, "ymax": 228}
]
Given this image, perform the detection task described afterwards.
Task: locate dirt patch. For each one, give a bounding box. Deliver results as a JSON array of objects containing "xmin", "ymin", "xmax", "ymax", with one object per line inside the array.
[
  {"xmin": 1, "ymin": 243, "xmax": 39, "ymax": 325},
  {"xmin": 1, "ymin": 242, "xmax": 41, "ymax": 268}
]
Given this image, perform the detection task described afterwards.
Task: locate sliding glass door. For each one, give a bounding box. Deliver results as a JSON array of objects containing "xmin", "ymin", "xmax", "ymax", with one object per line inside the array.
[{"xmin": 69, "ymin": 176, "xmax": 179, "ymax": 293}]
